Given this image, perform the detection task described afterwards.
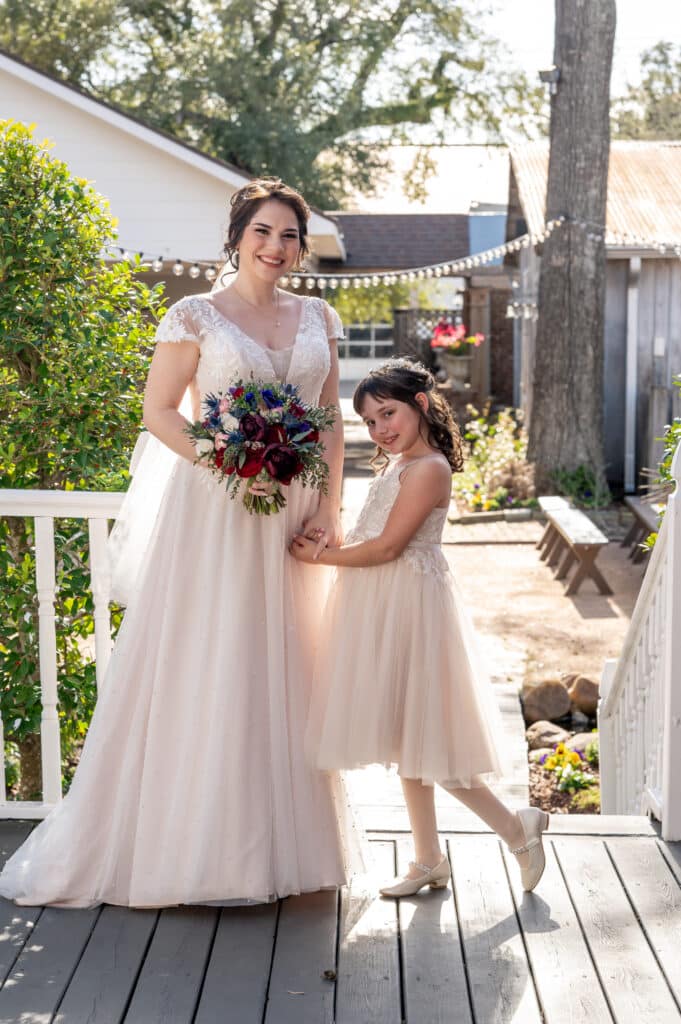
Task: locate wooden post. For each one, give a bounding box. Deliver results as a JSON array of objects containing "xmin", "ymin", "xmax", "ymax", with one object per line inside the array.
[{"xmin": 662, "ymin": 444, "xmax": 681, "ymax": 840}]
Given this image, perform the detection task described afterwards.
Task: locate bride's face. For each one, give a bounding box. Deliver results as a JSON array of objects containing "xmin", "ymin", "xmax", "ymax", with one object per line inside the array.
[{"xmin": 237, "ymin": 199, "xmax": 302, "ymax": 281}]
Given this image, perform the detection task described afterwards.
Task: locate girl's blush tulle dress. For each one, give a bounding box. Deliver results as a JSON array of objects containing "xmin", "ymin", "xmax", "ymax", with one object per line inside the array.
[{"xmin": 306, "ymin": 454, "xmax": 507, "ymax": 788}]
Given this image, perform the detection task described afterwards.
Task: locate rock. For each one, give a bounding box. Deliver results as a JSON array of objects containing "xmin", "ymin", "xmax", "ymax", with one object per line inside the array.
[
  {"xmin": 571, "ymin": 709, "xmax": 591, "ymax": 730},
  {"xmin": 529, "ymin": 746, "xmax": 554, "ymax": 763},
  {"xmin": 566, "ymin": 732, "xmax": 598, "ymax": 754},
  {"xmin": 522, "ymin": 678, "xmax": 571, "ymax": 724},
  {"xmin": 526, "ymin": 720, "xmax": 571, "ymax": 750},
  {"xmin": 568, "ymin": 675, "xmax": 599, "ymax": 716}
]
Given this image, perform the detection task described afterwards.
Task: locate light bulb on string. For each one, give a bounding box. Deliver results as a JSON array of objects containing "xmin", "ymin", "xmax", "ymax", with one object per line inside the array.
[
  {"xmin": 291, "ymin": 276, "xmax": 301, "ymax": 289},
  {"xmin": 341, "ymin": 278, "xmax": 350, "ymax": 289},
  {"xmin": 189, "ymin": 263, "xmax": 201, "ymax": 279},
  {"xmin": 279, "ymin": 276, "xmax": 290, "ymax": 288},
  {"xmin": 172, "ymin": 260, "xmax": 185, "ymax": 276},
  {"xmin": 305, "ymin": 277, "xmax": 316, "ymax": 290},
  {"xmin": 328, "ymin": 278, "xmax": 338, "ymax": 290},
  {"xmin": 151, "ymin": 257, "xmax": 164, "ymax": 273},
  {"xmin": 205, "ymin": 265, "xmax": 217, "ymax": 281}
]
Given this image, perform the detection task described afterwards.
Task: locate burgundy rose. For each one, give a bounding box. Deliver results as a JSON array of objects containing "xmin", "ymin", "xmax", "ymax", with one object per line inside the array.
[
  {"xmin": 240, "ymin": 412, "xmax": 267, "ymax": 442},
  {"xmin": 236, "ymin": 448, "xmax": 265, "ymax": 478},
  {"xmin": 263, "ymin": 444, "xmax": 303, "ymax": 485},
  {"xmin": 265, "ymin": 422, "xmax": 288, "ymax": 445}
]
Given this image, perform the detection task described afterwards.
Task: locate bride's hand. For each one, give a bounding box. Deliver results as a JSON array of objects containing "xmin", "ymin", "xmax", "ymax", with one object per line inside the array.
[
  {"xmin": 302, "ymin": 508, "xmax": 343, "ymax": 558},
  {"xmin": 248, "ymin": 474, "xmax": 275, "ymax": 498},
  {"xmin": 289, "ymin": 534, "xmax": 321, "ymax": 563}
]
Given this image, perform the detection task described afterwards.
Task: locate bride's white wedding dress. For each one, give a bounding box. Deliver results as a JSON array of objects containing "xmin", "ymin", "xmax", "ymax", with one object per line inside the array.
[{"xmin": 0, "ymin": 294, "xmax": 363, "ymax": 908}]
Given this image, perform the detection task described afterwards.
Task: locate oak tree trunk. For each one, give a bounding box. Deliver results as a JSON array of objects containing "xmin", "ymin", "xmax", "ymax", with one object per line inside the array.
[{"xmin": 527, "ymin": 0, "xmax": 617, "ymax": 492}]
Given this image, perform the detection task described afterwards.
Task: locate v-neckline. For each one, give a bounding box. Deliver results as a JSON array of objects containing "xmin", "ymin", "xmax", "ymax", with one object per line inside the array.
[{"xmin": 205, "ymin": 293, "xmax": 309, "ymax": 360}]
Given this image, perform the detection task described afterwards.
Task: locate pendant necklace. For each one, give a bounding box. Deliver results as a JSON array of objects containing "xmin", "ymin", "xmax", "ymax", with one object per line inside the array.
[{"xmin": 233, "ymin": 285, "xmax": 281, "ymax": 328}]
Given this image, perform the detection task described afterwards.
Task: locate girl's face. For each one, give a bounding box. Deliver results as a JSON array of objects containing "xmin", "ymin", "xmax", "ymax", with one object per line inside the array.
[
  {"xmin": 359, "ymin": 393, "xmax": 428, "ymax": 455},
  {"xmin": 237, "ymin": 199, "xmax": 302, "ymax": 281}
]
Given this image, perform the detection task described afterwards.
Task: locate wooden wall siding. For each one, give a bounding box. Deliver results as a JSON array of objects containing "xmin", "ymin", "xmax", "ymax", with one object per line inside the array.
[
  {"xmin": 636, "ymin": 259, "xmax": 681, "ymax": 479},
  {"xmin": 604, "ymin": 260, "xmax": 629, "ymax": 485}
]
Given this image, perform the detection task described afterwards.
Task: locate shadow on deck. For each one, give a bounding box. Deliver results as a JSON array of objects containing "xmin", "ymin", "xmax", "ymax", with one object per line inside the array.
[{"xmin": 0, "ymin": 816, "xmax": 680, "ymax": 1023}]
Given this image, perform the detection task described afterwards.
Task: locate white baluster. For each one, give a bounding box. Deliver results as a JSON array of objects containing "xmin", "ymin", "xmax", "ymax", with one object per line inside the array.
[
  {"xmin": 598, "ymin": 659, "xmax": 617, "ymax": 812},
  {"xmin": 662, "ymin": 446, "xmax": 681, "ymax": 839},
  {"xmin": 88, "ymin": 518, "xmax": 114, "ymax": 690},
  {"xmin": 34, "ymin": 516, "xmax": 62, "ymax": 806},
  {"xmin": 0, "ymin": 711, "xmax": 6, "ymax": 808}
]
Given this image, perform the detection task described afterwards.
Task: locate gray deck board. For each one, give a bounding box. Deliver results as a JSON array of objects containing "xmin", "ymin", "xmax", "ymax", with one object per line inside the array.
[
  {"xmin": 396, "ymin": 839, "xmax": 473, "ymax": 1024},
  {"xmin": 449, "ymin": 834, "xmax": 543, "ymax": 1023},
  {"xmin": 0, "ymin": 823, "xmax": 680, "ymax": 1022},
  {"xmin": 53, "ymin": 906, "xmax": 159, "ymax": 1024},
  {"xmin": 553, "ymin": 837, "xmax": 681, "ymax": 1023},
  {"xmin": 123, "ymin": 906, "xmax": 218, "ymax": 1024},
  {"xmin": 193, "ymin": 902, "xmax": 277, "ymax": 1024},
  {"xmin": 335, "ymin": 840, "xmax": 402, "ymax": 1024}
]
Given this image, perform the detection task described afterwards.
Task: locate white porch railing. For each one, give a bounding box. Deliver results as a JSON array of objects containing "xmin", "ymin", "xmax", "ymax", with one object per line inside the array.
[
  {"xmin": 0, "ymin": 489, "xmax": 123, "ymax": 819},
  {"xmin": 599, "ymin": 446, "xmax": 681, "ymax": 840}
]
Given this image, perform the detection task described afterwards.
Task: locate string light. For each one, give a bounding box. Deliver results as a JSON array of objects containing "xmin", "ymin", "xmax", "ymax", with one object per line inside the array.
[{"xmin": 107, "ymin": 216, "xmax": 681, "ymax": 290}]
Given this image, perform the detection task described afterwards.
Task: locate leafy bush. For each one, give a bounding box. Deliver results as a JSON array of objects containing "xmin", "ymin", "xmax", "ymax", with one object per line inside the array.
[
  {"xmin": 584, "ymin": 737, "xmax": 599, "ymax": 768},
  {"xmin": 570, "ymin": 786, "xmax": 601, "ymax": 812},
  {"xmin": 0, "ymin": 120, "xmax": 164, "ymax": 797},
  {"xmin": 452, "ymin": 406, "xmax": 536, "ymax": 512},
  {"xmin": 643, "ymin": 374, "xmax": 681, "ymax": 548},
  {"xmin": 550, "ymin": 464, "xmax": 611, "ymax": 508}
]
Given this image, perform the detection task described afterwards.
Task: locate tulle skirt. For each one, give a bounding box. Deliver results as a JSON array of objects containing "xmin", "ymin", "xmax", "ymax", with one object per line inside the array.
[
  {"xmin": 0, "ymin": 457, "xmax": 364, "ymax": 907},
  {"xmin": 305, "ymin": 553, "xmax": 507, "ymax": 788}
]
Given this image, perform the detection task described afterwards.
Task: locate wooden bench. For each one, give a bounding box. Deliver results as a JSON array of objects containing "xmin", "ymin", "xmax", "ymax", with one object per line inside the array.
[
  {"xmin": 621, "ymin": 495, "xmax": 662, "ymax": 563},
  {"xmin": 538, "ymin": 499, "xmax": 612, "ymax": 596}
]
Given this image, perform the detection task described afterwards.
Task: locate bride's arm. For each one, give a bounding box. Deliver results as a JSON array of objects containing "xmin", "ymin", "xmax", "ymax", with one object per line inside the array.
[
  {"xmin": 302, "ymin": 334, "xmax": 344, "ymax": 549},
  {"xmin": 142, "ymin": 341, "xmax": 200, "ymax": 462}
]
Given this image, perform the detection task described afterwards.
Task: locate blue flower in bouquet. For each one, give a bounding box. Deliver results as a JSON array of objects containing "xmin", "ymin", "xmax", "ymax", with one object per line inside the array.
[
  {"xmin": 244, "ymin": 391, "xmax": 257, "ymax": 407},
  {"xmin": 261, "ymin": 389, "xmax": 283, "ymax": 409}
]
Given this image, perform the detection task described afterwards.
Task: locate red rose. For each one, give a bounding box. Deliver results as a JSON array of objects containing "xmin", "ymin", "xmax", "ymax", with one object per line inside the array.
[
  {"xmin": 236, "ymin": 448, "xmax": 265, "ymax": 478},
  {"xmin": 307, "ymin": 429, "xmax": 319, "ymax": 443},
  {"xmin": 232, "ymin": 386, "xmax": 245, "ymax": 398},
  {"xmin": 263, "ymin": 444, "xmax": 303, "ymax": 485},
  {"xmin": 289, "ymin": 402, "xmax": 306, "ymax": 417},
  {"xmin": 265, "ymin": 422, "xmax": 288, "ymax": 445},
  {"xmin": 240, "ymin": 412, "xmax": 267, "ymax": 442},
  {"xmin": 215, "ymin": 449, "xmax": 224, "ymax": 470}
]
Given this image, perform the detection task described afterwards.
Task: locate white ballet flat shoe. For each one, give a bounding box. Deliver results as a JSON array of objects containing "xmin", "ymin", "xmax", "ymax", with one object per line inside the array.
[
  {"xmin": 379, "ymin": 855, "xmax": 451, "ymax": 898},
  {"xmin": 509, "ymin": 807, "xmax": 550, "ymax": 892}
]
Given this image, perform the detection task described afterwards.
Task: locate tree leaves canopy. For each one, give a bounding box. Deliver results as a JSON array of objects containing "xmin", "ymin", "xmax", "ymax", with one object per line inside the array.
[
  {"xmin": 612, "ymin": 42, "xmax": 681, "ymax": 140},
  {"xmin": 0, "ymin": 0, "xmax": 543, "ymax": 206}
]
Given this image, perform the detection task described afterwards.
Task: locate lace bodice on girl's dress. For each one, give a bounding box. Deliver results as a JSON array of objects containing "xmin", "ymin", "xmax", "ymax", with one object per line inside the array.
[
  {"xmin": 347, "ymin": 458, "xmax": 451, "ymax": 579},
  {"xmin": 154, "ymin": 293, "xmax": 343, "ymax": 404}
]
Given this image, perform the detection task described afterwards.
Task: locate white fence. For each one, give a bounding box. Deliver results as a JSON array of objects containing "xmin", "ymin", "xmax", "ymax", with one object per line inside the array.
[
  {"xmin": 0, "ymin": 489, "xmax": 123, "ymax": 818},
  {"xmin": 599, "ymin": 445, "xmax": 681, "ymax": 839}
]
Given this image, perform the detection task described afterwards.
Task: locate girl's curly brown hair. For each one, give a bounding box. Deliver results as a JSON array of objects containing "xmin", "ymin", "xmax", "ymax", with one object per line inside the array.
[
  {"xmin": 353, "ymin": 359, "xmax": 464, "ymax": 473},
  {"xmin": 223, "ymin": 177, "xmax": 310, "ymax": 273}
]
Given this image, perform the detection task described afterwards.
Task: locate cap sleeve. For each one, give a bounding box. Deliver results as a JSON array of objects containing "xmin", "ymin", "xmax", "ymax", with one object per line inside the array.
[
  {"xmin": 319, "ymin": 299, "xmax": 345, "ymax": 342},
  {"xmin": 154, "ymin": 297, "xmax": 201, "ymax": 346}
]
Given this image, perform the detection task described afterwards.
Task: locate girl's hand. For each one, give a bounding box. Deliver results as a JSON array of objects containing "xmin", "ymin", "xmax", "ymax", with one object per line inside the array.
[
  {"xmin": 302, "ymin": 508, "xmax": 343, "ymax": 558},
  {"xmin": 289, "ymin": 534, "xmax": 324, "ymax": 563}
]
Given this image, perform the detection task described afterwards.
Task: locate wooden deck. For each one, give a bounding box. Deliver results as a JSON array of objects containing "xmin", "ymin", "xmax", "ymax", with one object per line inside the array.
[{"xmin": 1, "ymin": 817, "xmax": 680, "ymax": 1023}]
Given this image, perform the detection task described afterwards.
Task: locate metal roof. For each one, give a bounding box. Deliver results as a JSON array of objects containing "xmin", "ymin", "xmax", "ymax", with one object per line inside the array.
[{"xmin": 510, "ymin": 141, "xmax": 681, "ymax": 246}]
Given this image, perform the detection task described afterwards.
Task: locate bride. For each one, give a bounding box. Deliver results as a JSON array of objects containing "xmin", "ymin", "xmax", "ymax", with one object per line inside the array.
[{"xmin": 0, "ymin": 177, "xmax": 363, "ymax": 907}]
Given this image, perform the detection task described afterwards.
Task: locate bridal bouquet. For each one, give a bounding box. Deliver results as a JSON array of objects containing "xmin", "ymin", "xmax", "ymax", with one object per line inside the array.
[{"xmin": 184, "ymin": 379, "xmax": 337, "ymax": 514}]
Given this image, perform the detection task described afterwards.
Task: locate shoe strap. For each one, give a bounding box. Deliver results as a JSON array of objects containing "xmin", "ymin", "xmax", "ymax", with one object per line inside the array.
[
  {"xmin": 411, "ymin": 860, "xmax": 439, "ymax": 875},
  {"xmin": 509, "ymin": 835, "xmax": 541, "ymax": 856}
]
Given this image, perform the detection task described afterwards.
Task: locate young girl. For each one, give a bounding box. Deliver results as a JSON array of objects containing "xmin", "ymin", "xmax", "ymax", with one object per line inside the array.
[{"xmin": 290, "ymin": 360, "xmax": 549, "ymax": 897}]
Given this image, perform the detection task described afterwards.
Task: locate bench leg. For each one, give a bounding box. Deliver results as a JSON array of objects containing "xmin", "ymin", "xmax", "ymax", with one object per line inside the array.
[
  {"xmin": 627, "ymin": 525, "xmax": 646, "ymax": 559},
  {"xmin": 565, "ymin": 547, "xmax": 613, "ymax": 596},
  {"xmin": 621, "ymin": 521, "xmax": 640, "ymax": 548},
  {"xmin": 556, "ymin": 548, "xmax": 577, "ymax": 580},
  {"xmin": 547, "ymin": 536, "xmax": 567, "ymax": 569},
  {"xmin": 540, "ymin": 526, "xmax": 559, "ymax": 561},
  {"xmin": 537, "ymin": 521, "xmax": 553, "ymax": 551}
]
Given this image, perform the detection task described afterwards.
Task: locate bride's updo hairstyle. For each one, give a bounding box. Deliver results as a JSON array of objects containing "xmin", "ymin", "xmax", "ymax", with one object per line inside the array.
[
  {"xmin": 224, "ymin": 177, "xmax": 311, "ymax": 270},
  {"xmin": 353, "ymin": 359, "xmax": 464, "ymax": 473}
]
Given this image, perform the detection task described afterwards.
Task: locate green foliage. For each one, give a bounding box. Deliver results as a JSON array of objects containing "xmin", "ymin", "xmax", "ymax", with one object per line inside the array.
[
  {"xmin": 542, "ymin": 742, "xmax": 596, "ymax": 793},
  {"xmin": 549, "ymin": 464, "xmax": 611, "ymax": 509},
  {"xmin": 0, "ymin": 121, "xmax": 164, "ymax": 792},
  {"xmin": 612, "ymin": 42, "xmax": 681, "ymax": 140},
  {"xmin": 569, "ymin": 785, "xmax": 601, "ymax": 813},
  {"xmin": 642, "ymin": 376, "xmax": 681, "ymax": 549},
  {"xmin": 451, "ymin": 406, "xmax": 536, "ymax": 512},
  {"xmin": 0, "ymin": 1, "xmax": 544, "ymax": 207},
  {"xmin": 584, "ymin": 738, "xmax": 599, "ymax": 768},
  {"xmin": 326, "ymin": 282, "xmax": 432, "ymax": 325}
]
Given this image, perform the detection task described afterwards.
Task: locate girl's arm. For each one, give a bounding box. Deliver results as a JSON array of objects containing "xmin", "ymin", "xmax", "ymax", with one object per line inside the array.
[
  {"xmin": 142, "ymin": 341, "xmax": 200, "ymax": 462},
  {"xmin": 291, "ymin": 458, "xmax": 451, "ymax": 566}
]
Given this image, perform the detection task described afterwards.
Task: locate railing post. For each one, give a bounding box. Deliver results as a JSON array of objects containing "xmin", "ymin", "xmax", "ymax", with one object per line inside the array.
[
  {"xmin": 598, "ymin": 659, "xmax": 618, "ymax": 812},
  {"xmin": 34, "ymin": 516, "xmax": 62, "ymax": 806},
  {"xmin": 662, "ymin": 446, "xmax": 681, "ymax": 840},
  {"xmin": 88, "ymin": 518, "xmax": 114, "ymax": 690}
]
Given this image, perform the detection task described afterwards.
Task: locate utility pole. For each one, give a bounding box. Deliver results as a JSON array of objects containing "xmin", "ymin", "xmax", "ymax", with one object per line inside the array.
[{"xmin": 528, "ymin": 0, "xmax": 617, "ymax": 492}]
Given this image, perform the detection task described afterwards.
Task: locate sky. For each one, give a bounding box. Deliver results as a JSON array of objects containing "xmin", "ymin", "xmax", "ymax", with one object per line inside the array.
[{"xmin": 486, "ymin": 0, "xmax": 681, "ymax": 97}]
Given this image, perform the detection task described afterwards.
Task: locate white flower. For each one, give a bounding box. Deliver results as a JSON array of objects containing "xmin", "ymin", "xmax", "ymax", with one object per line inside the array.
[
  {"xmin": 195, "ymin": 438, "xmax": 215, "ymax": 456},
  {"xmin": 220, "ymin": 413, "xmax": 238, "ymax": 432}
]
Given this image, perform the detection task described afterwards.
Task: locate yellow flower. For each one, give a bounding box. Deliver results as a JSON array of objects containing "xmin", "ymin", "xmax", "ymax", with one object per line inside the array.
[
  {"xmin": 570, "ymin": 751, "xmax": 581, "ymax": 765},
  {"xmin": 555, "ymin": 742, "xmax": 566, "ymax": 755},
  {"xmin": 545, "ymin": 756, "xmax": 557, "ymax": 770}
]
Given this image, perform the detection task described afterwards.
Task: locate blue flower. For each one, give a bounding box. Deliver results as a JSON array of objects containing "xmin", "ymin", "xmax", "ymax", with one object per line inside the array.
[
  {"xmin": 245, "ymin": 391, "xmax": 257, "ymax": 407},
  {"xmin": 262, "ymin": 389, "xmax": 283, "ymax": 409}
]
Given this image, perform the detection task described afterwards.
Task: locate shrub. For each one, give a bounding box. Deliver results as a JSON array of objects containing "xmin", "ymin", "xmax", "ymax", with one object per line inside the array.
[
  {"xmin": 452, "ymin": 405, "xmax": 536, "ymax": 512},
  {"xmin": 550, "ymin": 464, "xmax": 611, "ymax": 508},
  {"xmin": 0, "ymin": 120, "xmax": 164, "ymax": 797},
  {"xmin": 570, "ymin": 786, "xmax": 601, "ymax": 813}
]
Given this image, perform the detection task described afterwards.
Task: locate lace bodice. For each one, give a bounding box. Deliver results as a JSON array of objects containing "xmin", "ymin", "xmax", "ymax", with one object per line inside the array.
[
  {"xmin": 154, "ymin": 293, "xmax": 343, "ymax": 405},
  {"xmin": 348, "ymin": 457, "xmax": 451, "ymax": 578}
]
